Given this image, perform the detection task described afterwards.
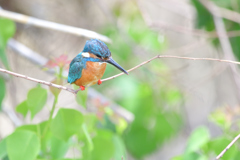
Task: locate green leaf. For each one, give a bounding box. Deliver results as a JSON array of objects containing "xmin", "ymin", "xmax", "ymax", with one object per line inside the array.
[
  {"xmin": 116, "ymin": 117, "xmax": 128, "ymax": 135},
  {"xmin": 113, "ymin": 135, "xmax": 126, "ymax": 160},
  {"xmin": 0, "ymin": 18, "xmax": 15, "ymax": 46},
  {"xmin": 0, "ymin": 138, "xmax": 7, "ymax": 159},
  {"xmin": 6, "ymin": 130, "xmax": 40, "ymax": 160},
  {"xmin": 209, "ymin": 109, "xmax": 230, "ymax": 130},
  {"xmin": 27, "ymin": 87, "xmax": 48, "ymax": 119},
  {"xmin": 82, "ymin": 123, "xmax": 93, "ymax": 152},
  {"xmin": 172, "ymin": 155, "xmax": 183, "ymax": 160},
  {"xmin": 0, "ymin": 18, "xmax": 15, "ymax": 69},
  {"xmin": 49, "ymin": 78, "xmax": 63, "ymax": 97},
  {"xmin": 0, "ymin": 77, "xmax": 5, "ymax": 110},
  {"xmin": 76, "ymin": 88, "xmax": 88, "ymax": 108},
  {"xmin": 50, "ymin": 136, "xmax": 70, "ymax": 159},
  {"xmin": 16, "ymin": 124, "xmax": 40, "ymax": 136},
  {"xmin": 51, "ymin": 108, "xmax": 84, "ymax": 141},
  {"xmin": 183, "ymin": 152, "xmax": 208, "ymax": 160},
  {"xmin": 186, "ymin": 126, "xmax": 210, "ymax": 153},
  {"xmin": 91, "ymin": 130, "xmax": 115, "ymax": 160},
  {"xmin": 208, "ymin": 137, "xmax": 238, "ymax": 159},
  {"xmin": 123, "ymin": 84, "xmax": 182, "ymax": 158},
  {"xmin": 15, "ymin": 100, "xmax": 29, "ymax": 117},
  {"xmin": 191, "ymin": 0, "xmax": 215, "ymax": 31}
]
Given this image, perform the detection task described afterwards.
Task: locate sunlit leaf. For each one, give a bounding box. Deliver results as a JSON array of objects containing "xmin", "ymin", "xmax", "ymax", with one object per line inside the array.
[
  {"xmin": 207, "ymin": 137, "xmax": 238, "ymax": 159},
  {"xmin": 51, "ymin": 108, "xmax": 84, "ymax": 141},
  {"xmin": 49, "ymin": 78, "xmax": 63, "ymax": 97},
  {"xmin": 172, "ymin": 155, "xmax": 183, "ymax": 160},
  {"xmin": 113, "ymin": 135, "xmax": 126, "ymax": 160},
  {"xmin": 0, "ymin": 138, "xmax": 7, "ymax": 159},
  {"xmin": 27, "ymin": 86, "xmax": 48, "ymax": 119},
  {"xmin": 209, "ymin": 109, "xmax": 231, "ymax": 130},
  {"xmin": 82, "ymin": 123, "xmax": 93, "ymax": 152},
  {"xmin": 50, "ymin": 136, "xmax": 70, "ymax": 159},
  {"xmin": 91, "ymin": 130, "xmax": 115, "ymax": 160},
  {"xmin": 15, "ymin": 100, "xmax": 29, "ymax": 117},
  {"xmin": 183, "ymin": 152, "xmax": 208, "ymax": 160},
  {"xmin": 116, "ymin": 118, "xmax": 128, "ymax": 135},
  {"xmin": 76, "ymin": 88, "xmax": 88, "ymax": 108},
  {"xmin": 186, "ymin": 126, "xmax": 210, "ymax": 153},
  {"xmin": 0, "ymin": 18, "xmax": 15, "ymax": 69},
  {"xmin": 6, "ymin": 130, "xmax": 40, "ymax": 160}
]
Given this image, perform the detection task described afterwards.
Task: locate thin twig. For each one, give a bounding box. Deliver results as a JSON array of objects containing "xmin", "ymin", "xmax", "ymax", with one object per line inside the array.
[
  {"xmin": 102, "ymin": 55, "xmax": 240, "ymax": 81},
  {"xmin": 0, "ymin": 8, "xmax": 111, "ymax": 43},
  {"xmin": 0, "ymin": 68, "xmax": 77, "ymax": 94},
  {"xmin": 1, "ymin": 55, "xmax": 240, "ymax": 94},
  {"xmin": 216, "ymin": 133, "xmax": 240, "ymax": 160}
]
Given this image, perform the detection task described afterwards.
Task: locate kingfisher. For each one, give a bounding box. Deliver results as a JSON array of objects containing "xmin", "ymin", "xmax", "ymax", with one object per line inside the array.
[{"xmin": 68, "ymin": 39, "xmax": 128, "ymax": 91}]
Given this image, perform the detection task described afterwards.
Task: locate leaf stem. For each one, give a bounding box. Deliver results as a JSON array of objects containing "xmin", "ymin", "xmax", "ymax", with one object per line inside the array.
[{"xmin": 42, "ymin": 95, "xmax": 58, "ymax": 138}]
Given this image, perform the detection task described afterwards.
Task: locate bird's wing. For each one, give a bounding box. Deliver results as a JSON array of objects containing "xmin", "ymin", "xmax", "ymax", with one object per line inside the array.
[{"xmin": 67, "ymin": 55, "xmax": 85, "ymax": 84}]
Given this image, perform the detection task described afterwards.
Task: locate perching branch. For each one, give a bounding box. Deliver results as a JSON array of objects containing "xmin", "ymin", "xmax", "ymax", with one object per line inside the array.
[
  {"xmin": 1, "ymin": 55, "xmax": 240, "ymax": 94},
  {"xmin": 0, "ymin": 8, "xmax": 111, "ymax": 43},
  {"xmin": 0, "ymin": 68, "xmax": 77, "ymax": 94},
  {"xmin": 102, "ymin": 55, "xmax": 240, "ymax": 81},
  {"xmin": 216, "ymin": 133, "xmax": 240, "ymax": 160}
]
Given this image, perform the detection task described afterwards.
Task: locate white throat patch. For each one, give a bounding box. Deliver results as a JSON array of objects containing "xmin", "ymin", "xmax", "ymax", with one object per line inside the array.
[{"xmin": 82, "ymin": 52, "xmax": 90, "ymax": 57}]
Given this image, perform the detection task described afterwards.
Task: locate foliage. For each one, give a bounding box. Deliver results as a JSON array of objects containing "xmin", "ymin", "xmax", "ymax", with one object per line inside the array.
[
  {"xmin": 0, "ymin": 18, "xmax": 15, "ymax": 110},
  {"xmin": 0, "ymin": 18, "xmax": 15, "ymax": 69},
  {"xmin": 0, "ymin": 5, "xmax": 183, "ymax": 159},
  {"xmin": 3, "ymin": 0, "xmax": 240, "ymax": 159},
  {"xmin": 172, "ymin": 107, "xmax": 240, "ymax": 160},
  {"xmin": 191, "ymin": 0, "xmax": 240, "ymax": 60}
]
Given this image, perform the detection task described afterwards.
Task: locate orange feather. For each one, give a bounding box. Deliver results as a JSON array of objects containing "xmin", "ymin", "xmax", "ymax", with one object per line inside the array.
[{"xmin": 74, "ymin": 53, "xmax": 107, "ymax": 87}]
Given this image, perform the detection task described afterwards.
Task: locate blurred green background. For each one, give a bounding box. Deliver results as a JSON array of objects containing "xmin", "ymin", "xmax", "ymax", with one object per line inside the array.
[{"xmin": 1, "ymin": 0, "xmax": 240, "ymax": 160}]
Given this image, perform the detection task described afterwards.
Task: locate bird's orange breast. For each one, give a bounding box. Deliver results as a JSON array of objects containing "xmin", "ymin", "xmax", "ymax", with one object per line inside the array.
[{"xmin": 74, "ymin": 61, "xmax": 106, "ymax": 87}]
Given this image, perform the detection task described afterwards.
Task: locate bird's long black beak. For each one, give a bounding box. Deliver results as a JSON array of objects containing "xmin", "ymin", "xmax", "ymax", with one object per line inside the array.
[{"xmin": 106, "ymin": 57, "xmax": 128, "ymax": 75}]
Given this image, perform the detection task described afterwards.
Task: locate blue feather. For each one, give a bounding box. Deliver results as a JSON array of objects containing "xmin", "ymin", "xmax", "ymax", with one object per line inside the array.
[
  {"xmin": 83, "ymin": 39, "xmax": 111, "ymax": 58},
  {"xmin": 67, "ymin": 52, "xmax": 102, "ymax": 83}
]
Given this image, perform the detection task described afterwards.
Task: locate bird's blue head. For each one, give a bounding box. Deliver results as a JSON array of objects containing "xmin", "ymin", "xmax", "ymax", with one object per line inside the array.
[
  {"xmin": 83, "ymin": 39, "xmax": 111, "ymax": 58},
  {"xmin": 82, "ymin": 39, "xmax": 128, "ymax": 75}
]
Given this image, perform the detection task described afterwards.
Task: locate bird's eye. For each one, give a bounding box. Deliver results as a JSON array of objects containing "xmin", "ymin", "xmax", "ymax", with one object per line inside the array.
[{"xmin": 96, "ymin": 55, "xmax": 102, "ymax": 59}]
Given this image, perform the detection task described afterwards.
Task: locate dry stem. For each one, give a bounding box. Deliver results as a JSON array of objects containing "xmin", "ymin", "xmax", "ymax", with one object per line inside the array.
[{"xmin": 1, "ymin": 55, "xmax": 240, "ymax": 94}]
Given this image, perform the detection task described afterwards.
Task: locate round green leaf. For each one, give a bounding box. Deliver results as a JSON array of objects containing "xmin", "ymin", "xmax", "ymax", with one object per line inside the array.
[
  {"xmin": 186, "ymin": 126, "xmax": 210, "ymax": 153},
  {"xmin": 6, "ymin": 130, "xmax": 40, "ymax": 160},
  {"xmin": 113, "ymin": 135, "xmax": 126, "ymax": 160},
  {"xmin": 76, "ymin": 88, "xmax": 88, "ymax": 108},
  {"xmin": 0, "ymin": 138, "xmax": 7, "ymax": 159},
  {"xmin": 91, "ymin": 130, "xmax": 115, "ymax": 160},
  {"xmin": 51, "ymin": 108, "xmax": 84, "ymax": 141},
  {"xmin": 15, "ymin": 100, "xmax": 29, "ymax": 117},
  {"xmin": 27, "ymin": 87, "xmax": 47, "ymax": 119}
]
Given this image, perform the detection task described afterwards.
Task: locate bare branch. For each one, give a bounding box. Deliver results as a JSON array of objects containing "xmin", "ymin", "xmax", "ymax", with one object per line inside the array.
[
  {"xmin": 1, "ymin": 55, "xmax": 240, "ymax": 91},
  {"xmin": 0, "ymin": 67, "xmax": 77, "ymax": 94},
  {"xmin": 0, "ymin": 8, "xmax": 111, "ymax": 43},
  {"xmin": 216, "ymin": 133, "xmax": 240, "ymax": 160},
  {"xmin": 102, "ymin": 55, "xmax": 240, "ymax": 82},
  {"xmin": 218, "ymin": 6, "xmax": 240, "ymax": 24}
]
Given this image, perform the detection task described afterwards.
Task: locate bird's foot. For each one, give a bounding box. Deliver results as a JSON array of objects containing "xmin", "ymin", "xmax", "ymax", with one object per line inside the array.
[
  {"xmin": 74, "ymin": 86, "xmax": 85, "ymax": 94},
  {"xmin": 80, "ymin": 86, "xmax": 85, "ymax": 91},
  {"xmin": 98, "ymin": 79, "xmax": 102, "ymax": 85}
]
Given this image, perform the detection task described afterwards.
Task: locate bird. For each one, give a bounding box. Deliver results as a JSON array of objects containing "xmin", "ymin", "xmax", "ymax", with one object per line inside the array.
[{"xmin": 68, "ymin": 39, "xmax": 128, "ymax": 91}]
